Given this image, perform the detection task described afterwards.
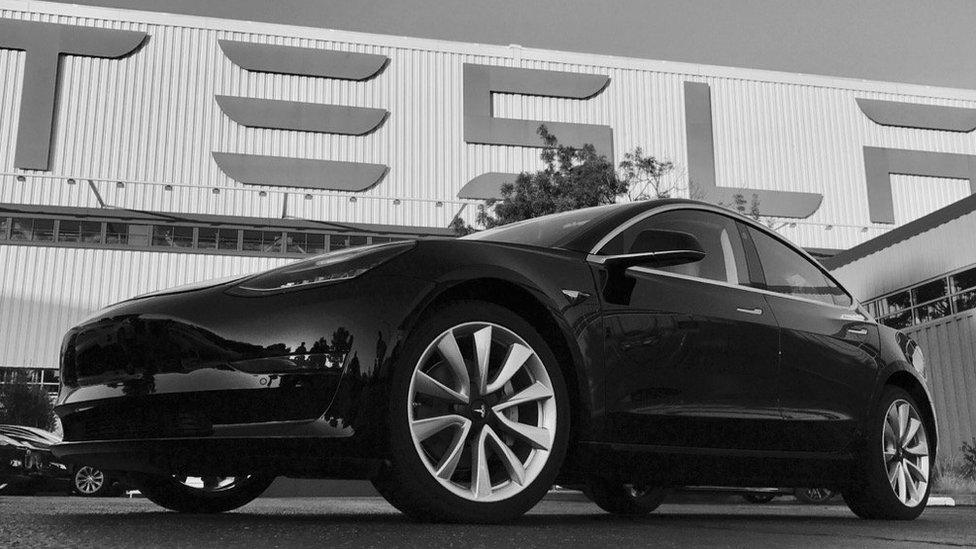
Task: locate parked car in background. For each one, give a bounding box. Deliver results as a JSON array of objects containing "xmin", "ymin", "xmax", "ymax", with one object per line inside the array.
[
  {"xmin": 0, "ymin": 425, "xmax": 122, "ymax": 496},
  {"xmin": 738, "ymin": 487, "xmax": 837, "ymax": 504},
  {"xmin": 681, "ymin": 486, "xmax": 837, "ymax": 504}
]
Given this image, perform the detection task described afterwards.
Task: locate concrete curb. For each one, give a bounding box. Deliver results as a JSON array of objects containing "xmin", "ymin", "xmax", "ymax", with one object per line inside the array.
[
  {"xmin": 929, "ymin": 496, "xmax": 956, "ymax": 507},
  {"xmin": 934, "ymin": 494, "xmax": 976, "ymax": 506}
]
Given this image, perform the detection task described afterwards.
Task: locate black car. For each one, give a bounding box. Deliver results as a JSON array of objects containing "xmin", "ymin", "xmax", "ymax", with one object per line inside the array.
[
  {"xmin": 0, "ymin": 425, "xmax": 123, "ymax": 497},
  {"xmin": 52, "ymin": 199, "xmax": 936, "ymax": 522},
  {"xmin": 0, "ymin": 424, "xmax": 71, "ymax": 495}
]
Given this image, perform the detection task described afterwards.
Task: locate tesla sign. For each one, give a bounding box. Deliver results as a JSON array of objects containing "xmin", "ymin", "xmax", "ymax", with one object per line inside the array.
[
  {"xmin": 4, "ymin": 18, "xmax": 974, "ymax": 222},
  {"xmin": 0, "ymin": 20, "xmax": 147, "ymax": 171}
]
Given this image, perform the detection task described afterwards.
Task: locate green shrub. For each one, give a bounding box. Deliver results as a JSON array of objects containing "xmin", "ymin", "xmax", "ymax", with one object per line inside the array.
[
  {"xmin": 962, "ymin": 439, "xmax": 976, "ymax": 479},
  {"xmin": 933, "ymin": 451, "xmax": 976, "ymax": 495},
  {"xmin": 0, "ymin": 371, "xmax": 55, "ymax": 430}
]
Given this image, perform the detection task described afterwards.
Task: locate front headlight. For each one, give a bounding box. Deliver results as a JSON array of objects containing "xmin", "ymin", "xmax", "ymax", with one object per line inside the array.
[
  {"xmin": 896, "ymin": 333, "xmax": 926, "ymax": 379},
  {"xmin": 909, "ymin": 343, "xmax": 926, "ymax": 379},
  {"xmin": 228, "ymin": 240, "xmax": 415, "ymax": 295}
]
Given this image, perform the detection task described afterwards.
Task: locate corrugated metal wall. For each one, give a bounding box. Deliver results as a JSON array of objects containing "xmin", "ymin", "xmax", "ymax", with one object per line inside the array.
[
  {"xmin": 4, "ymin": 0, "xmax": 976, "ymax": 373},
  {"xmin": 907, "ymin": 313, "xmax": 976, "ymax": 459},
  {"xmin": 3, "ymin": 2, "xmax": 976, "ymax": 242},
  {"xmin": 0, "ymin": 245, "xmax": 292, "ymax": 369},
  {"xmin": 831, "ymin": 209, "xmax": 976, "ymax": 302}
]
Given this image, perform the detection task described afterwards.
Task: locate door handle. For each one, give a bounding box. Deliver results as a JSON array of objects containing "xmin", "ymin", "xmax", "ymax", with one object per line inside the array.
[
  {"xmin": 736, "ymin": 307, "xmax": 763, "ymax": 316},
  {"xmin": 841, "ymin": 313, "xmax": 867, "ymax": 322},
  {"xmin": 847, "ymin": 328, "xmax": 869, "ymax": 336}
]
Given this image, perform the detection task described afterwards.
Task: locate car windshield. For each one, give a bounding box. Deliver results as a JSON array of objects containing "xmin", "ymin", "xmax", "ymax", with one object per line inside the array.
[{"xmin": 462, "ymin": 204, "xmax": 619, "ymax": 248}]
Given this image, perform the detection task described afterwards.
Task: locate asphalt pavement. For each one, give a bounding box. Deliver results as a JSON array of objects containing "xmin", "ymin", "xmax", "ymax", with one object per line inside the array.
[{"xmin": 1, "ymin": 496, "xmax": 973, "ymax": 548}]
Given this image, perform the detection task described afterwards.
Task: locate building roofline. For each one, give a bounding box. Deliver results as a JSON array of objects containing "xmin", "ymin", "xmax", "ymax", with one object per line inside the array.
[
  {"xmin": 10, "ymin": 0, "xmax": 976, "ymax": 102},
  {"xmin": 823, "ymin": 193, "xmax": 976, "ymax": 271}
]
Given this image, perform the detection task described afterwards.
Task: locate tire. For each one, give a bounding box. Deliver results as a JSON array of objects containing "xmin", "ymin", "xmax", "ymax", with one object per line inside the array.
[
  {"xmin": 131, "ymin": 474, "xmax": 275, "ymax": 513},
  {"xmin": 742, "ymin": 493, "xmax": 777, "ymax": 504},
  {"xmin": 585, "ymin": 477, "xmax": 668, "ymax": 516},
  {"xmin": 372, "ymin": 300, "xmax": 571, "ymax": 523},
  {"xmin": 794, "ymin": 487, "xmax": 836, "ymax": 504},
  {"xmin": 843, "ymin": 386, "xmax": 932, "ymax": 520},
  {"xmin": 72, "ymin": 466, "xmax": 116, "ymax": 497}
]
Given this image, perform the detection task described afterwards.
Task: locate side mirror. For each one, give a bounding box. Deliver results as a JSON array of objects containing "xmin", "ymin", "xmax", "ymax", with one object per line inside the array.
[{"xmin": 598, "ymin": 229, "xmax": 706, "ymax": 269}]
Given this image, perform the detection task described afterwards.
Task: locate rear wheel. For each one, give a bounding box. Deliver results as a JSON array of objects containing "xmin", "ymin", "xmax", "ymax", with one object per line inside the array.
[
  {"xmin": 843, "ymin": 387, "xmax": 931, "ymax": 520},
  {"xmin": 794, "ymin": 487, "xmax": 836, "ymax": 504},
  {"xmin": 742, "ymin": 492, "xmax": 777, "ymax": 504},
  {"xmin": 132, "ymin": 474, "xmax": 274, "ymax": 513},
  {"xmin": 372, "ymin": 301, "xmax": 570, "ymax": 523},
  {"xmin": 585, "ymin": 477, "xmax": 668, "ymax": 516}
]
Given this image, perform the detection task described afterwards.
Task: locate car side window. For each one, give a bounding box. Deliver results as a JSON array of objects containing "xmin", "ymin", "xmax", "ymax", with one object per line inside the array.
[
  {"xmin": 601, "ymin": 209, "xmax": 750, "ymax": 285},
  {"xmin": 747, "ymin": 226, "xmax": 852, "ymax": 307}
]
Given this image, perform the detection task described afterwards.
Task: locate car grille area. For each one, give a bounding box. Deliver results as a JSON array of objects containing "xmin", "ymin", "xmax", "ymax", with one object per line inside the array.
[{"xmin": 62, "ymin": 404, "xmax": 214, "ymax": 441}]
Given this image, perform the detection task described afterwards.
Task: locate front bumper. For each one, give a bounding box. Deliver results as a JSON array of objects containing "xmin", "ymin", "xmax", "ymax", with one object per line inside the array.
[{"xmin": 54, "ymin": 272, "xmax": 433, "ymax": 473}]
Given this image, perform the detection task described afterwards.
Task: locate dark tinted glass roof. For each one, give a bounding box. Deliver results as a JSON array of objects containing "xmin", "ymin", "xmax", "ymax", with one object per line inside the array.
[
  {"xmin": 557, "ymin": 199, "xmax": 701, "ymax": 252},
  {"xmin": 462, "ymin": 199, "xmax": 700, "ymax": 251}
]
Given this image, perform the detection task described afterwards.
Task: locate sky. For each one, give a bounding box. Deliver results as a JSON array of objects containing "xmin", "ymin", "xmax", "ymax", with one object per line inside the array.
[{"xmin": 69, "ymin": 0, "xmax": 976, "ymax": 90}]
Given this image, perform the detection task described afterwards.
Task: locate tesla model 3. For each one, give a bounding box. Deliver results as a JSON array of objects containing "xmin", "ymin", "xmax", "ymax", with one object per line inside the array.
[{"xmin": 52, "ymin": 199, "xmax": 936, "ymax": 522}]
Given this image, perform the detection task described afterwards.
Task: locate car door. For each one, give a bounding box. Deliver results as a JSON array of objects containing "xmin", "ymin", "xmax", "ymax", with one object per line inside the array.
[
  {"xmin": 595, "ymin": 208, "xmax": 784, "ymax": 451},
  {"xmin": 743, "ymin": 225, "xmax": 881, "ymax": 453}
]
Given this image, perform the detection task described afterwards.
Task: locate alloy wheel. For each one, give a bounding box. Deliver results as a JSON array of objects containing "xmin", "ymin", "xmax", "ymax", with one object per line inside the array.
[
  {"xmin": 74, "ymin": 466, "xmax": 105, "ymax": 495},
  {"xmin": 408, "ymin": 322, "xmax": 557, "ymax": 502},
  {"xmin": 882, "ymin": 399, "xmax": 930, "ymax": 507}
]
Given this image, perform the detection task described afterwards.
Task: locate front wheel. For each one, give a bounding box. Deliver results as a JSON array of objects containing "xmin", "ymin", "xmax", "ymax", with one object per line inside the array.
[
  {"xmin": 585, "ymin": 477, "xmax": 669, "ymax": 515},
  {"xmin": 131, "ymin": 474, "xmax": 275, "ymax": 513},
  {"xmin": 373, "ymin": 301, "xmax": 570, "ymax": 523},
  {"xmin": 843, "ymin": 387, "xmax": 932, "ymax": 520}
]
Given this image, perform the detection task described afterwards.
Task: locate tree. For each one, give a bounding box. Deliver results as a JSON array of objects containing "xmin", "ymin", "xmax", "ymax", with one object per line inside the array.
[
  {"xmin": 722, "ymin": 192, "xmax": 793, "ymax": 233},
  {"xmin": 723, "ymin": 192, "xmax": 761, "ymax": 221},
  {"xmin": 0, "ymin": 371, "xmax": 55, "ymax": 430},
  {"xmin": 619, "ymin": 147, "xmax": 677, "ymax": 200},
  {"xmin": 454, "ymin": 126, "xmax": 630, "ymax": 233}
]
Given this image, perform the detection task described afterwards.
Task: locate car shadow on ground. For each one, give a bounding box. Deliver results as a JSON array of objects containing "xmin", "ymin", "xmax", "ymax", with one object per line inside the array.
[
  {"xmin": 33, "ymin": 503, "xmax": 959, "ymax": 548},
  {"xmin": 53, "ymin": 510, "xmax": 872, "ymax": 526}
]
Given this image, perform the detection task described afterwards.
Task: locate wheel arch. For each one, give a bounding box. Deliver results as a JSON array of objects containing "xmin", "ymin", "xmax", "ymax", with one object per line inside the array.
[
  {"xmin": 402, "ymin": 275, "xmax": 592, "ymax": 444},
  {"xmin": 883, "ymin": 370, "xmax": 939, "ymax": 459}
]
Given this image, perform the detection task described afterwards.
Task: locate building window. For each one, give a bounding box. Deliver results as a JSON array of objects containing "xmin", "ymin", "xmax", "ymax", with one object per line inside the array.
[
  {"xmin": 286, "ymin": 232, "xmax": 326, "ymax": 255},
  {"xmin": 105, "ymin": 223, "xmax": 128, "ymax": 245},
  {"xmin": 128, "ymin": 225, "xmax": 151, "ymax": 247},
  {"xmin": 330, "ymin": 234, "xmax": 349, "ymax": 251},
  {"xmin": 152, "ymin": 225, "xmax": 194, "ymax": 248},
  {"xmin": 243, "ymin": 230, "xmax": 282, "ymax": 253},
  {"xmin": 198, "ymin": 227, "xmax": 239, "ymax": 251},
  {"xmin": 9, "ymin": 218, "xmax": 55, "ymax": 242},
  {"xmin": 0, "ymin": 212, "xmax": 421, "ymax": 259},
  {"xmin": 0, "ymin": 367, "xmax": 59, "ymax": 394},
  {"xmin": 869, "ymin": 263, "xmax": 976, "ymax": 328},
  {"xmin": 58, "ymin": 220, "xmax": 103, "ymax": 243}
]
